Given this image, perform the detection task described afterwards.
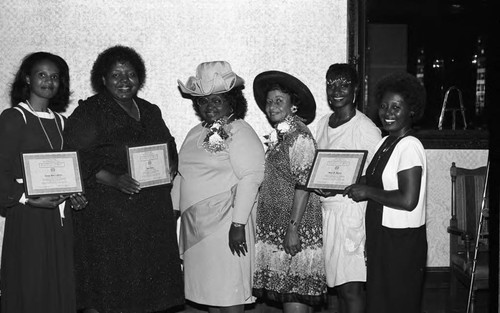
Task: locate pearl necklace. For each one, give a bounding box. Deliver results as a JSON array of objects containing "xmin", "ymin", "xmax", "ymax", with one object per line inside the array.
[
  {"xmin": 25, "ymin": 100, "xmax": 64, "ymax": 151},
  {"xmin": 369, "ymin": 129, "xmax": 412, "ymax": 175}
]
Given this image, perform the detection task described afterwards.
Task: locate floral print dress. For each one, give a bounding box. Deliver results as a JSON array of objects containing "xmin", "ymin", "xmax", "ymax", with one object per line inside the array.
[{"xmin": 253, "ymin": 115, "xmax": 326, "ymax": 305}]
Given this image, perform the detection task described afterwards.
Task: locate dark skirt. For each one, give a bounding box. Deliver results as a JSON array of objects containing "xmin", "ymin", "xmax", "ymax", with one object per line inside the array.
[
  {"xmin": 365, "ymin": 206, "xmax": 427, "ymax": 313},
  {"xmin": 1, "ymin": 203, "xmax": 76, "ymax": 313},
  {"xmin": 74, "ymin": 185, "xmax": 184, "ymax": 313}
]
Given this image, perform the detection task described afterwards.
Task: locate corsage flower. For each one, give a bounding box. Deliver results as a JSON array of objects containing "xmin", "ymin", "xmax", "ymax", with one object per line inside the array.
[
  {"xmin": 263, "ymin": 115, "xmax": 296, "ymax": 150},
  {"xmin": 203, "ymin": 117, "xmax": 233, "ymax": 153}
]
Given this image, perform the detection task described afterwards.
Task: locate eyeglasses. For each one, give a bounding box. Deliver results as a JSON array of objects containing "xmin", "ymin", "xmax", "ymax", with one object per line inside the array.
[{"xmin": 196, "ymin": 95, "xmax": 224, "ymax": 107}]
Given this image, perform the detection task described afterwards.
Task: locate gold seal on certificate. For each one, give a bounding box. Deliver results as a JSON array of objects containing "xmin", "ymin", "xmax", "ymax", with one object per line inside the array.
[
  {"xmin": 306, "ymin": 150, "xmax": 367, "ymax": 191},
  {"xmin": 21, "ymin": 151, "xmax": 84, "ymax": 197},
  {"xmin": 127, "ymin": 143, "xmax": 171, "ymax": 188}
]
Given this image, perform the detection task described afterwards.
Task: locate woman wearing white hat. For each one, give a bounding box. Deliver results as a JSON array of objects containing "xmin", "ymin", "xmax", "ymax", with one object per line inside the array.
[{"xmin": 174, "ymin": 61, "xmax": 265, "ymax": 313}]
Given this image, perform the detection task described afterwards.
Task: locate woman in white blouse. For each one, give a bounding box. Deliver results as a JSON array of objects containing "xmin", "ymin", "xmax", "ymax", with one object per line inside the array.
[{"xmin": 344, "ymin": 72, "xmax": 427, "ymax": 313}]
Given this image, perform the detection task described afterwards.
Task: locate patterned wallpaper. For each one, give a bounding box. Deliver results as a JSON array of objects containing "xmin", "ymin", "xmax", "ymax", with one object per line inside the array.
[
  {"xmin": 0, "ymin": 0, "xmax": 347, "ymax": 266},
  {"xmin": 425, "ymin": 149, "xmax": 488, "ymax": 266},
  {"xmin": 0, "ymin": 0, "xmax": 346, "ymax": 141},
  {"xmin": 2, "ymin": 1, "xmax": 487, "ymax": 269}
]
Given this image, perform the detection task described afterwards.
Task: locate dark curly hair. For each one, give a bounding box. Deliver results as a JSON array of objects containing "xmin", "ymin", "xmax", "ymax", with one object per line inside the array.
[
  {"xmin": 375, "ymin": 72, "xmax": 426, "ymax": 122},
  {"xmin": 326, "ymin": 63, "xmax": 359, "ymax": 87},
  {"xmin": 10, "ymin": 52, "xmax": 70, "ymax": 112},
  {"xmin": 191, "ymin": 86, "xmax": 248, "ymax": 121},
  {"xmin": 90, "ymin": 45, "xmax": 146, "ymax": 94}
]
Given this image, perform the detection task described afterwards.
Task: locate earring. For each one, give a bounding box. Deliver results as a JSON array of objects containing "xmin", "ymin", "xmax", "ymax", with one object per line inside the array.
[{"xmin": 291, "ymin": 106, "xmax": 298, "ymax": 113}]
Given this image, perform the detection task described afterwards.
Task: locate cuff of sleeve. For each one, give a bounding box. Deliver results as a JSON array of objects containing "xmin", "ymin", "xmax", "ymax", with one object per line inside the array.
[
  {"xmin": 18, "ymin": 193, "xmax": 28, "ymax": 205},
  {"xmin": 295, "ymin": 183, "xmax": 307, "ymax": 191},
  {"xmin": 232, "ymin": 217, "xmax": 248, "ymax": 225}
]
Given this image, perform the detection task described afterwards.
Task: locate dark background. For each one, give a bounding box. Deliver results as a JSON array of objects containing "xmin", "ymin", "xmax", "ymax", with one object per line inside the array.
[
  {"xmin": 366, "ymin": 0, "xmax": 489, "ymax": 131},
  {"xmin": 365, "ymin": 1, "xmax": 498, "ymax": 311}
]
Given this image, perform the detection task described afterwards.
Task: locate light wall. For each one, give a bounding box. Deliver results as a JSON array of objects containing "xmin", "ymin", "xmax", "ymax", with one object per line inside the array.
[
  {"xmin": 425, "ymin": 149, "xmax": 488, "ymax": 267},
  {"xmin": 0, "ymin": 1, "xmax": 489, "ymax": 270},
  {"xmin": 0, "ymin": 0, "xmax": 347, "ymax": 266},
  {"xmin": 0, "ymin": 0, "xmax": 347, "ymax": 142}
]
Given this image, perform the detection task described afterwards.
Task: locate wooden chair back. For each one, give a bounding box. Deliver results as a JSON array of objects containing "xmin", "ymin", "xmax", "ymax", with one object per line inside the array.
[{"xmin": 450, "ymin": 162, "xmax": 488, "ymax": 254}]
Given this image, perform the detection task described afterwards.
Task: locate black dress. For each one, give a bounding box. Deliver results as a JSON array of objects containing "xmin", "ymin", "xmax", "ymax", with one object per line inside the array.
[
  {"xmin": 0, "ymin": 104, "xmax": 76, "ymax": 313},
  {"xmin": 64, "ymin": 92, "xmax": 184, "ymax": 313}
]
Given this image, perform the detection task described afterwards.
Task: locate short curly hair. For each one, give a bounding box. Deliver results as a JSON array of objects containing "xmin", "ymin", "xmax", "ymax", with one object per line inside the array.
[
  {"xmin": 326, "ymin": 63, "xmax": 359, "ymax": 87},
  {"xmin": 10, "ymin": 52, "xmax": 70, "ymax": 113},
  {"xmin": 90, "ymin": 45, "xmax": 146, "ymax": 94},
  {"xmin": 191, "ymin": 86, "xmax": 248, "ymax": 121},
  {"xmin": 375, "ymin": 72, "xmax": 426, "ymax": 122}
]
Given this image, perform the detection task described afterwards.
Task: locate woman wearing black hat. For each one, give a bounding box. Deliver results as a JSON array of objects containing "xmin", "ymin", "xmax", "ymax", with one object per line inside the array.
[{"xmin": 252, "ymin": 71, "xmax": 326, "ymax": 313}]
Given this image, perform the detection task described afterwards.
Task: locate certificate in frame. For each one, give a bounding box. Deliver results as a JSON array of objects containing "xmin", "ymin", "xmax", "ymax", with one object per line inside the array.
[
  {"xmin": 127, "ymin": 143, "xmax": 171, "ymax": 188},
  {"xmin": 306, "ymin": 149, "xmax": 367, "ymax": 192},
  {"xmin": 21, "ymin": 151, "xmax": 84, "ymax": 197}
]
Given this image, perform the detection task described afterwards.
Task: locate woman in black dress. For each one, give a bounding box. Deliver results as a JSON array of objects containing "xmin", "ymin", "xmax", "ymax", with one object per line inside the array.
[
  {"xmin": 0, "ymin": 52, "xmax": 86, "ymax": 313},
  {"xmin": 64, "ymin": 45, "xmax": 184, "ymax": 313}
]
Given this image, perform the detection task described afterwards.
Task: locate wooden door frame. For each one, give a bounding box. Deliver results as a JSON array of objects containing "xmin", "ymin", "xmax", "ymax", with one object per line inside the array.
[{"xmin": 347, "ymin": 0, "xmax": 367, "ymax": 112}]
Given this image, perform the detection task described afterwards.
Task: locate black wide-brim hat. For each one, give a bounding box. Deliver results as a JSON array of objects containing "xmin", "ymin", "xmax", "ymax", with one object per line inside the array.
[{"xmin": 253, "ymin": 70, "xmax": 316, "ymax": 125}]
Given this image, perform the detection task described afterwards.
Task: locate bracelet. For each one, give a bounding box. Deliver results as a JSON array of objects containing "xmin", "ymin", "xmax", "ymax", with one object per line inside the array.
[{"xmin": 232, "ymin": 222, "xmax": 245, "ymax": 228}]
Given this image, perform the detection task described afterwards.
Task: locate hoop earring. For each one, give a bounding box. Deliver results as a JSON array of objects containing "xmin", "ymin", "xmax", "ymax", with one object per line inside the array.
[{"xmin": 291, "ymin": 106, "xmax": 298, "ymax": 113}]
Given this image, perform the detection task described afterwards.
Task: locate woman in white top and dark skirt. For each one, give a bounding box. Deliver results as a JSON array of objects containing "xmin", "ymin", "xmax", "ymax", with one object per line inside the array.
[{"xmin": 344, "ymin": 72, "xmax": 427, "ymax": 313}]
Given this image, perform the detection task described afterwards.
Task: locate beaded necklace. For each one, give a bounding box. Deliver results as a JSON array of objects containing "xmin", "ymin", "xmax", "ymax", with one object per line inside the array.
[
  {"xmin": 25, "ymin": 100, "xmax": 63, "ymax": 151},
  {"xmin": 369, "ymin": 129, "xmax": 412, "ymax": 175}
]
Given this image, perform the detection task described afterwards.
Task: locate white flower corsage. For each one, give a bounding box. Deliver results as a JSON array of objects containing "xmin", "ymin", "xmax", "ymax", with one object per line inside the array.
[
  {"xmin": 263, "ymin": 115, "xmax": 296, "ymax": 150},
  {"xmin": 203, "ymin": 117, "xmax": 233, "ymax": 153}
]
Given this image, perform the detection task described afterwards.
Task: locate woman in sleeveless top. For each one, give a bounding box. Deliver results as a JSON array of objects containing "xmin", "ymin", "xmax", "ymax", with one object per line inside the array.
[{"xmin": 344, "ymin": 72, "xmax": 427, "ymax": 313}]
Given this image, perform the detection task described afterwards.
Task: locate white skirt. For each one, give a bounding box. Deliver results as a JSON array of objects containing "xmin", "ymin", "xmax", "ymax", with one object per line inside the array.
[
  {"xmin": 183, "ymin": 217, "xmax": 256, "ymax": 306},
  {"xmin": 322, "ymin": 196, "xmax": 367, "ymax": 287}
]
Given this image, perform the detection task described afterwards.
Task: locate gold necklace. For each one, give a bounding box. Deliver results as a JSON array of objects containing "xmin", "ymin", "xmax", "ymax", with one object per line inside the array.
[
  {"xmin": 25, "ymin": 100, "xmax": 64, "ymax": 151},
  {"xmin": 369, "ymin": 129, "xmax": 412, "ymax": 175}
]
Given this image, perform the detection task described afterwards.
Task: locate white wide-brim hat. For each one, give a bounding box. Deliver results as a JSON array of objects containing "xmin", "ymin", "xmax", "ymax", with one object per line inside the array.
[{"xmin": 178, "ymin": 61, "xmax": 245, "ymax": 97}]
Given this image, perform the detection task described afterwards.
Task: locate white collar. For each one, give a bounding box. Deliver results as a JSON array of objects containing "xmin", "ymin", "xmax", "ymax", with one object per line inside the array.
[{"xmin": 19, "ymin": 102, "xmax": 55, "ymax": 119}]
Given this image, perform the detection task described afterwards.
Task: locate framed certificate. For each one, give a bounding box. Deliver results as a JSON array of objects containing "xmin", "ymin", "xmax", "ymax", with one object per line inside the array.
[
  {"xmin": 127, "ymin": 143, "xmax": 171, "ymax": 188},
  {"xmin": 21, "ymin": 151, "xmax": 84, "ymax": 197},
  {"xmin": 306, "ymin": 150, "xmax": 367, "ymax": 192}
]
